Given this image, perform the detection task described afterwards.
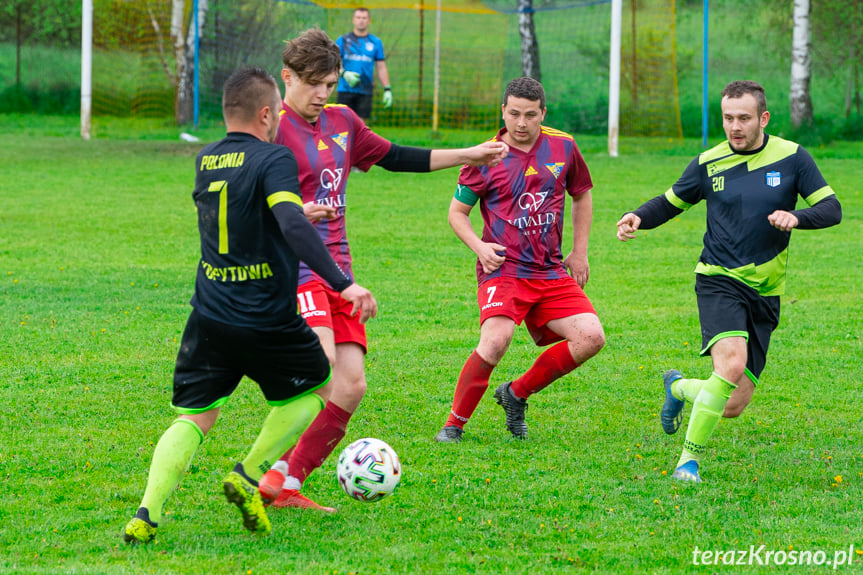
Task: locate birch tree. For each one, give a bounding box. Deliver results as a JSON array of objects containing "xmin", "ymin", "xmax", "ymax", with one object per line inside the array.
[
  {"xmin": 518, "ymin": 0, "xmax": 541, "ymax": 81},
  {"xmin": 167, "ymin": 0, "xmax": 208, "ymax": 125},
  {"xmin": 790, "ymin": 0, "xmax": 813, "ymax": 128}
]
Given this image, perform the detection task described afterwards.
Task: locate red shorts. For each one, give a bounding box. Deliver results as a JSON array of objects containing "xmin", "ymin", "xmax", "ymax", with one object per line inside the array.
[
  {"xmin": 297, "ymin": 280, "xmax": 367, "ymax": 352},
  {"xmin": 477, "ymin": 276, "xmax": 597, "ymax": 346}
]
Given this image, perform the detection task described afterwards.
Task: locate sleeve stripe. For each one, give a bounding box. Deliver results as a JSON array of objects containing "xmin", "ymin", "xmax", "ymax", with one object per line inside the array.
[
  {"xmin": 454, "ymin": 184, "xmax": 480, "ymax": 206},
  {"xmin": 664, "ymin": 188, "xmax": 692, "ymax": 210},
  {"xmin": 267, "ymin": 191, "xmax": 303, "ymax": 209},
  {"xmin": 804, "ymin": 185, "xmax": 835, "ymax": 207}
]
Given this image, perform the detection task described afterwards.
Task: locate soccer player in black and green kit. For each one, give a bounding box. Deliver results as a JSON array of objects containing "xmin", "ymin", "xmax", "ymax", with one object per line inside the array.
[
  {"xmin": 122, "ymin": 66, "xmax": 376, "ymax": 543},
  {"xmin": 616, "ymin": 80, "xmax": 842, "ymax": 483}
]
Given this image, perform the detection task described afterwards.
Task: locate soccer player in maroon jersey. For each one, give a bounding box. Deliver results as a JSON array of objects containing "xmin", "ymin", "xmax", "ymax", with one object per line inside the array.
[
  {"xmin": 257, "ymin": 28, "xmax": 509, "ymax": 510},
  {"xmin": 434, "ymin": 76, "xmax": 606, "ymax": 443}
]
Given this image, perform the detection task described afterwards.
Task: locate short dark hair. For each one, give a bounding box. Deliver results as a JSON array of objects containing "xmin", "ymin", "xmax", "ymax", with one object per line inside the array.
[
  {"xmin": 282, "ymin": 28, "xmax": 341, "ymax": 83},
  {"xmin": 503, "ymin": 77, "xmax": 545, "ymax": 110},
  {"xmin": 721, "ymin": 80, "xmax": 767, "ymax": 116},
  {"xmin": 222, "ymin": 66, "xmax": 278, "ymax": 123},
  {"xmin": 354, "ymin": 7, "xmax": 370, "ymax": 15}
]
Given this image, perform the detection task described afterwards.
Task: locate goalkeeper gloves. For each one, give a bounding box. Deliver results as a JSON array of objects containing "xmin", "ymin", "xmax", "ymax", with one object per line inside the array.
[
  {"xmin": 382, "ymin": 86, "xmax": 393, "ymax": 108},
  {"xmin": 341, "ymin": 70, "xmax": 361, "ymax": 87}
]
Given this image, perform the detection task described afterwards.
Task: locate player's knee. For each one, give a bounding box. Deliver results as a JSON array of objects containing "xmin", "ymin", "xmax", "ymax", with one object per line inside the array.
[
  {"xmin": 346, "ymin": 377, "xmax": 367, "ymax": 402},
  {"xmin": 567, "ymin": 324, "xmax": 605, "ymax": 361},
  {"xmin": 586, "ymin": 327, "xmax": 606, "ymax": 357},
  {"xmin": 478, "ymin": 336, "xmax": 512, "ymax": 364}
]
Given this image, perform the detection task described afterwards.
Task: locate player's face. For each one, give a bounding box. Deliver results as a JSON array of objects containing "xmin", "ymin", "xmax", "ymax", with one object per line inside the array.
[
  {"xmin": 281, "ymin": 68, "xmax": 338, "ymax": 123},
  {"xmin": 265, "ymin": 87, "xmax": 281, "ymax": 143},
  {"xmin": 721, "ymin": 93, "xmax": 769, "ymax": 152},
  {"xmin": 353, "ymin": 11, "xmax": 370, "ymax": 34},
  {"xmin": 501, "ymin": 96, "xmax": 546, "ymax": 149}
]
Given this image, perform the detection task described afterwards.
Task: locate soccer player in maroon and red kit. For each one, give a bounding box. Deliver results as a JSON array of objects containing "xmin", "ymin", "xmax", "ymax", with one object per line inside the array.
[
  {"xmin": 434, "ymin": 76, "xmax": 606, "ymax": 443},
  {"xmin": 258, "ymin": 29, "xmax": 509, "ymax": 510}
]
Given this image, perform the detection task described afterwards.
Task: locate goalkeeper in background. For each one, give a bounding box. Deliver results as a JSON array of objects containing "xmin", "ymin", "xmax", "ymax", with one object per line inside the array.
[
  {"xmin": 336, "ymin": 7, "xmax": 391, "ymax": 121},
  {"xmin": 616, "ymin": 80, "xmax": 842, "ymax": 483}
]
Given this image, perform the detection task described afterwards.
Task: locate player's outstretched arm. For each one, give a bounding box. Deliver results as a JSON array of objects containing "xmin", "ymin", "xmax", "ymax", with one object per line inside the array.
[
  {"xmin": 339, "ymin": 283, "xmax": 377, "ymax": 324},
  {"xmin": 429, "ymin": 141, "xmax": 509, "ymax": 171},
  {"xmin": 449, "ymin": 198, "xmax": 505, "ymax": 274},
  {"xmin": 616, "ymin": 212, "xmax": 642, "ymax": 242}
]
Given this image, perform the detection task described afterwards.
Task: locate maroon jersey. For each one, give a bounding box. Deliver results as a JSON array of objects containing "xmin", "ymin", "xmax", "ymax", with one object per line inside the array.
[
  {"xmin": 458, "ymin": 126, "xmax": 593, "ymax": 284},
  {"xmin": 275, "ymin": 103, "xmax": 391, "ymax": 285}
]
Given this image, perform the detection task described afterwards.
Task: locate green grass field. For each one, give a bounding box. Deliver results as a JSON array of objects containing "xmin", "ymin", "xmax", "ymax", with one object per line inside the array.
[{"xmin": 1, "ymin": 115, "xmax": 861, "ymax": 574}]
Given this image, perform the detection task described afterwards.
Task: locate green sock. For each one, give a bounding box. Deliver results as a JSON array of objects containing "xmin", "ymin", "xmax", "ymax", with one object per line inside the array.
[
  {"xmin": 672, "ymin": 377, "xmax": 706, "ymax": 403},
  {"xmin": 139, "ymin": 418, "xmax": 204, "ymax": 523},
  {"xmin": 676, "ymin": 373, "xmax": 735, "ymax": 468},
  {"xmin": 241, "ymin": 393, "xmax": 324, "ymax": 482}
]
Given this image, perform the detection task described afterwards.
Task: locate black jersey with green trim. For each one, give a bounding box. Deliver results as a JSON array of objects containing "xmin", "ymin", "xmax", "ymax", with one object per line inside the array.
[
  {"xmin": 667, "ymin": 134, "xmax": 835, "ymax": 296},
  {"xmin": 190, "ymin": 132, "xmax": 310, "ymax": 328}
]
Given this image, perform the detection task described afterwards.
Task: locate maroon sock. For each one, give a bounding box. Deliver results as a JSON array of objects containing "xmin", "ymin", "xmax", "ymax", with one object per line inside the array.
[
  {"xmin": 287, "ymin": 401, "xmax": 352, "ymax": 483},
  {"xmin": 444, "ymin": 350, "xmax": 495, "ymax": 428},
  {"xmin": 510, "ymin": 341, "xmax": 579, "ymax": 398}
]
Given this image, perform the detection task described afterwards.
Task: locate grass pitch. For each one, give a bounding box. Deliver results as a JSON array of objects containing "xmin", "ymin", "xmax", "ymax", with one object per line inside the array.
[{"xmin": 0, "ymin": 116, "xmax": 861, "ymax": 574}]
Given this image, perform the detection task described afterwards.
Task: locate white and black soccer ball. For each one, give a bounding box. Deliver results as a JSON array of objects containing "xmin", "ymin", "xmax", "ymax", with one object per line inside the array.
[{"xmin": 336, "ymin": 437, "xmax": 401, "ymax": 502}]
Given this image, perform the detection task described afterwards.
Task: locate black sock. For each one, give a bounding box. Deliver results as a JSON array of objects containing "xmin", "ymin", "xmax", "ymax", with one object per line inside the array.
[{"xmin": 135, "ymin": 507, "xmax": 158, "ymax": 527}]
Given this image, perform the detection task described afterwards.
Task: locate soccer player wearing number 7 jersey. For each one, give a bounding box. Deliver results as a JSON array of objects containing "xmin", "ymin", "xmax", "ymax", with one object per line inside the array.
[
  {"xmin": 256, "ymin": 29, "xmax": 509, "ymax": 511},
  {"xmin": 434, "ymin": 77, "xmax": 606, "ymax": 443},
  {"xmin": 121, "ymin": 66, "xmax": 376, "ymax": 544}
]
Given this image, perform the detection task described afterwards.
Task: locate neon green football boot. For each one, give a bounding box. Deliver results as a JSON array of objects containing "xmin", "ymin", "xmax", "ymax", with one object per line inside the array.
[
  {"xmin": 223, "ymin": 470, "xmax": 271, "ymax": 536},
  {"xmin": 122, "ymin": 514, "xmax": 157, "ymax": 544}
]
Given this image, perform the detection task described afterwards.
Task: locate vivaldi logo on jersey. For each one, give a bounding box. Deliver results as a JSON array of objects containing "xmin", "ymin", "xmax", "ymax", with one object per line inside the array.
[
  {"xmin": 321, "ymin": 168, "xmax": 344, "ymax": 192},
  {"xmin": 766, "ymin": 171, "xmax": 781, "ymax": 187},
  {"xmin": 517, "ymin": 191, "xmax": 548, "ymax": 212}
]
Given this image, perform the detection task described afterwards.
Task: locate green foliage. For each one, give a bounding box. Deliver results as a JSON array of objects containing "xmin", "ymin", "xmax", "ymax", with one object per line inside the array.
[
  {"xmin": 0, "ymin": 0, "xmax": 81, "ymax": 46},
  {"xmin": 1, "ymin": 117, "xmax": 861, "ymax": 573}
]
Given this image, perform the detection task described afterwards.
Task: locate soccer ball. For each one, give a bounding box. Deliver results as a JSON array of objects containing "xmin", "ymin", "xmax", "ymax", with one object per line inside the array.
[{"xmin": 336, "ymin": 437, "xmax": 401, "ymax": 502}]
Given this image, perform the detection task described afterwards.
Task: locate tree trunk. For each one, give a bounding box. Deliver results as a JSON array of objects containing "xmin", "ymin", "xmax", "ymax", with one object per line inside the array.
[
  {"xmin": 176, "ymin": 0, "xmax": 209, "ymax": 126},
  {"xmin": 790, "ymin": 0, "xmax": 813, "ymax": 129},
  {"xmin": 518, "ymin": 0, "xmax": 541, "ymax": 81},
  {"xmin": 171, "ymin": 0, "xmax": 186, "ymax": 125}
]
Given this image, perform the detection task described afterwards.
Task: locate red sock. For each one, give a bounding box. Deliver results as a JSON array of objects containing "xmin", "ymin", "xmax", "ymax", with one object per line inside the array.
[
  {"xmin": 444, "ymin": 350, "xmax": 495, "ymax": 429},
  {"xmin": 277, "ymin": 446, "xmax": 294, "ymax": 464},
  {"xmin": 510, "ymin": 341, "xmax": 579, "ymax": 399},
  {"xmin": 287, "ymin": 401, "xmax": 352, "ymax": 484}
]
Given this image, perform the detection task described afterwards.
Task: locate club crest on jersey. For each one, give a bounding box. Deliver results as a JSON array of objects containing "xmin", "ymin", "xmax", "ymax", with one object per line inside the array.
[
  {"xmin": 525, "ymin": 166, "xmax": 538, "ymax": 177},
  {"xmin": 332, "ymin": 132, "xmax": 349, "ymax": 152},
  {"xmin": 766, "ymin": 171, "xmax": 781, "ymax": 188},
  {"xmin": 545, "ymin": 162, "xmax": 564, "ymax": 179}
]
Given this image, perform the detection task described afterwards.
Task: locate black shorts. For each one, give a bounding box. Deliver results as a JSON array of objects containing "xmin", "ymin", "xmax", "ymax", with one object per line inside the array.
[
  {"xmin": 172, "ymin": 309, "xmax": 330, "ymax": 413},
  {"xmin": 695, "ymin": 274, "xmax": 781, "ymax": 384},
  {"xmin": 337, "ymin": 91, "xmax": 373, "ymax": 120}
]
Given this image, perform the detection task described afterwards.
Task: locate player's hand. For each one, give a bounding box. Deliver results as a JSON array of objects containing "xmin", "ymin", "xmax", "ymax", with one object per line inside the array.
[
  {"xmin": 564, "ymin": 252, "xmax": 590, "ymax": 288},
  {"xmin": 464, "ymin": 141, "xmax": 510, "ymax": 168},
  {"xmin": 342, "ymin": 71, "xmax": 361, "ymax": 87},
  {"xmin": 767, "ymin": 210, "xmax": 798, "ymax": 232},
  {"xmin": 303, "ymin": 202, "xmax": 337, "ymax": 223},
  {"xmin": 382, "ymin": 87, "xmax": 393, "ymax": 108},
  {"xmin": 339, "ymin": 283, "xmax": 377, "ymax": 324},
  {"xmin": 616, "ymin": 213, "xmax": 641, "ymax": 241},
  {"xmin": 476, "ymin": 243, "xmax": 506, "ymax": 274}
]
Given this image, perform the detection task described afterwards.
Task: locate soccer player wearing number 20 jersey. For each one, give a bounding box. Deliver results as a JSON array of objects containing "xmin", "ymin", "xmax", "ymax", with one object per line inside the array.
[
  {"xmin": 616, "ymin": 80, "xmax": 842, "ymax": 484},
  {"xmin": 257, "ymin": 29, "xmax": 509, "ymax": 511},
  {"xmin": 434, "ymin": 77, "xmax": 606, "ymax": 444}
]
